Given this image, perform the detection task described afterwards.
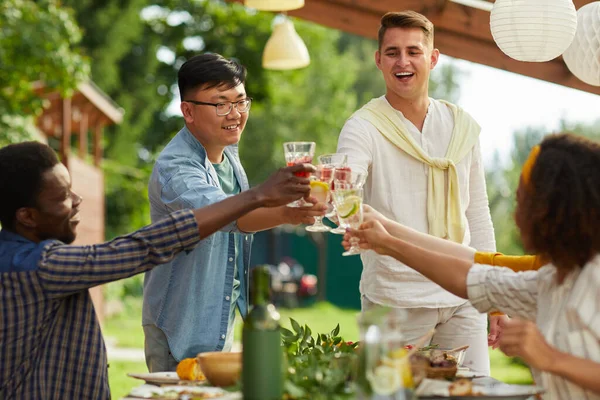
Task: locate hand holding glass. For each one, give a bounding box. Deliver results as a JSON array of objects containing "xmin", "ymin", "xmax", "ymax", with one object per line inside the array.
[{"xmin": 283, "ymin": 142, "xmax": 316, "ymax": 207}]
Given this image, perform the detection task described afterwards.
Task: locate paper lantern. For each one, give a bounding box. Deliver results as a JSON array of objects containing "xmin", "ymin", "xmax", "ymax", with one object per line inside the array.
[
  {"xmin": 490, "ymin": 0, "xmax": 578, "ymax": 62},
  {"xmin": 245, "ymin": 0, "xmax": 304, "ymax": 11},
  {"xmin": 263, "ymin": 18, "xmax": 310, "ymax": 70},
  {"xmin": 563, "ymin": 2, "xmax": 600, "ymax": 86}
]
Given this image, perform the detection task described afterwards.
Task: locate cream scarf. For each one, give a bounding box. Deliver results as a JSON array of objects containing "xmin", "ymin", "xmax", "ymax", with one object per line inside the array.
[{"xmin": 353, "ymin": 97, "xmax": 480, "ymax": 242}]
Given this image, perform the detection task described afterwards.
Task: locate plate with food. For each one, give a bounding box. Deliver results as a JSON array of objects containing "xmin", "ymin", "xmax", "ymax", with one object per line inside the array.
[
  {"xmin": 128, "ymin": 357, "xmax": 207, "ymax": 386},
  {"xmin": 127, "ymin": 372, "xmax": 185, "ymax": 386},
  {"xmin": 416, "ymin": 378, "xmax": 545, "ymax": 399},
  {"xmin": 125, "ymin": 384, "xmax": 240, "ymax": 399}
]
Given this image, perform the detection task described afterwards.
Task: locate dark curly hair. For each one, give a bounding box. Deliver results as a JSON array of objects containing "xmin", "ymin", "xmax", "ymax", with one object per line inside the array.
[
  {"xmin": 0, "ymin": 141, "xmax": 60, "ymax": 230},
  {"xmin": 515, "ymin": 133, "xmax": 600, "ymax": 271}
]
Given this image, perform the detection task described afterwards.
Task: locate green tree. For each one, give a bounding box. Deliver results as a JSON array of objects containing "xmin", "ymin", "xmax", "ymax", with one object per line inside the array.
[
  {"xmin": 60, "ymin": 0, "xmax": 175, "ymax": 236},
  {"xmin": 60, "ymin": 0, "xmax": 463, "ymax": 238},
  {"xmin": 0, "ymin": 0, "xmax": 88, "ymax": 146}
]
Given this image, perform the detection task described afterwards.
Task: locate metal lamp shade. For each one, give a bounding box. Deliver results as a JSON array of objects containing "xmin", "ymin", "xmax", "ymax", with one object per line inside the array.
[{"xmin": 490, "ymin": 0, "xmax": 578, "ymax": 62}]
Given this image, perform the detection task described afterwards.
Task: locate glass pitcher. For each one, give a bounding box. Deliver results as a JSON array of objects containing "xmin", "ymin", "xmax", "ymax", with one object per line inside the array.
[{"xmin": 355, "ymin": 307, "xmax": 416, "ymax": 400}]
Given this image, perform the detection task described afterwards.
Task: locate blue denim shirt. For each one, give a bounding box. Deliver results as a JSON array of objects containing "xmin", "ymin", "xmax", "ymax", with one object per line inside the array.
[{"xmin": 142, "ymin": 126, "xmax": 253, "ymax": 361}]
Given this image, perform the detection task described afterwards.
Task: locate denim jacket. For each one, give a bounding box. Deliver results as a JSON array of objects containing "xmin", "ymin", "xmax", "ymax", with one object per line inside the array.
[{"xmin": 142, "ymin": 126, "xmax": 252, "ymax": 361}]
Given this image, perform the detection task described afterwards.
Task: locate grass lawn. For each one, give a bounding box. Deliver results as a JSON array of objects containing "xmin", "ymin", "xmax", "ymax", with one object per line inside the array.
[{"xmin": 105, "ymin": 298, "xmax": 532, "ymax": 398}]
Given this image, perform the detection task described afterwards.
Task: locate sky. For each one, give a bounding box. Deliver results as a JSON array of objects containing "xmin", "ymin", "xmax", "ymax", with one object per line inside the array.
[{"xmin": 443, "ymin": 57, "xmax": 600, "ymax": 166}]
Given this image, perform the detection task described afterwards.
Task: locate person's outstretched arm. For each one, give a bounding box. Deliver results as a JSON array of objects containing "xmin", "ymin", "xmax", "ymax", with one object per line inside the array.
[
  {"xmin": 349, "ymin": 219, "xmax": 472, "ymax": 298},
  {"xmin": 362, "ymin": 205, "xmax": 476, "ymax": 262},
  {"xmin": 363, "ymin": 204, "xmax": 544, "ymax": 272},
  {"xmin": 38, "ymin": 164, "xmax": 314, "ymax": 298}
]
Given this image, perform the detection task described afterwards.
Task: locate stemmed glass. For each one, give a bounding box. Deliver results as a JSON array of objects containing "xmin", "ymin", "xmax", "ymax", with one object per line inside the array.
[
  {"xmin": 333, "ymin": 187, "xmax": 364, "ymax": 256},
  {"xmin": 283, "ymin": 142, "xmax": 316, "ymax": 207},
  {"xmin": 318, "ymin": 153, "xmax": 348, "ymax": 169},
  {"xmin": 305, "ymin": 165, "xmax": 334, "ymax": 232},
  {"xmin": 318, "ymin": 154, "xmax": 349, "ymax": 234},
  {"xmin": 330, "ymin": 170, "xmax": 366, "ymax": 235},
  {"xmin": 332, "ymin": 171, "xmax": 366, "ymax": 256}
]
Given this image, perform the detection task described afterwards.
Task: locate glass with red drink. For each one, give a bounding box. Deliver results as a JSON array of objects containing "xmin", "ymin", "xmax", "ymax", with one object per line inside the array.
[{"xmin": 283, "ymin": 142, "xmax": 316, "ymax": 207}]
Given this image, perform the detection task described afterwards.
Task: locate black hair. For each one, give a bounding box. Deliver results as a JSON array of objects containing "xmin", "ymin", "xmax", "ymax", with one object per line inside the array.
[
  {"xmin": 178, "ymin": 53, "xmax": 247, "ymax": 101},
  {"xmin": 0, "ymin": 141, "xmax": 60, "ymax": 229}
]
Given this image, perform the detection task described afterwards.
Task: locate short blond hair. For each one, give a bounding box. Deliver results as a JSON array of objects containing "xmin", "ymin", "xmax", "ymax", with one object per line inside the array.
[{"xmin": 378, "ymin": 11, "xmax": 434, "ymax": 49}]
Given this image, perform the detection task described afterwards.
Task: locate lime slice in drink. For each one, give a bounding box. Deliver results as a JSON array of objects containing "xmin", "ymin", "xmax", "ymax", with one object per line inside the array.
[{"xmin": 337, "ymin": 195, "xmax": 361, "ymax": 218}]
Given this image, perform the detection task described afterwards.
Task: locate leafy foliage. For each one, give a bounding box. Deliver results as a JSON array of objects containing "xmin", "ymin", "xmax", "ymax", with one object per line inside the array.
[
  {"xmin": 281, "ymin": 318, "xmax": 359, "ymax": 400},
  {"xmin": 0, "ymin": 0, "xmax": 89, "ymax": 143}
]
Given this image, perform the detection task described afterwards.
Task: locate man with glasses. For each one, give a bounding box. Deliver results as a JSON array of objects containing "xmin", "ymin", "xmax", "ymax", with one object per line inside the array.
[{"xmin": 143, "ymin": 53, "xmax": 326, "ymax": 372}]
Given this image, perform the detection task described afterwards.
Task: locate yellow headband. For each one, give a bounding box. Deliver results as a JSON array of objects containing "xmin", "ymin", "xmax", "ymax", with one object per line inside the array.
[{"xmin": 521, "ymin": 145, "xmax": 541, "ymax": 186}]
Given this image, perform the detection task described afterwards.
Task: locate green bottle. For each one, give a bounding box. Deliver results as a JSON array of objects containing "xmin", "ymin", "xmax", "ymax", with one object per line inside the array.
[{"xmin": 242, "ymin": 266, "xmax": 283, "ymax": 400}]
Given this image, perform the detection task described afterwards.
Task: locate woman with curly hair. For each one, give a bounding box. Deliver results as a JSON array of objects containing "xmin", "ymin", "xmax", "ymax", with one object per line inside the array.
[{"xmin": 345, "ymin": 133, "xmax": 600, "ymax": 399}]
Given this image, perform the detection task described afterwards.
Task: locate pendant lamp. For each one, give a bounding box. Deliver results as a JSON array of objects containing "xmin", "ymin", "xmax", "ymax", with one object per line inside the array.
[
  {"xmin": 244, "ymin": 0, "xmax": 304, "ymax": 11},
  {"xmin": 563, "ymin": 2, "xmax": 600, "ymax": 86},
  {"xmin": 490, "ymin": 0, "xmax": 578, "ymax": 62},
  {"xmin": 262, "ymin": 17, "xmax": 310, "ymax": 70}
]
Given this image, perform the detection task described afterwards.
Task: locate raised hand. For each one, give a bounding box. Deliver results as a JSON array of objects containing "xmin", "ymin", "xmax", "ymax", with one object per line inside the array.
[{"xmin": 252, "ymin": 164, "xmax": 316, "ymax": 207}]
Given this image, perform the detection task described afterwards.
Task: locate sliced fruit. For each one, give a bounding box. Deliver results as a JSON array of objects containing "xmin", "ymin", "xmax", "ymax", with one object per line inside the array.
[
  {"xmin": 176, "ymin": 357, "xmax": 205, "ymax": 381},
  {"xmin": 310, "ymin": 180, "xmax": 329, "ymax": 193},
  {"xmin": 381, "ymin": 355, "xmax": 414, "ymax": 389},
  {"xmin": 367, "ymin": 365, "xmax": 401, "ymax": 395},
  {"xmin": 337, "ymin": 195, "xmax": 361, "ymax": 218}
]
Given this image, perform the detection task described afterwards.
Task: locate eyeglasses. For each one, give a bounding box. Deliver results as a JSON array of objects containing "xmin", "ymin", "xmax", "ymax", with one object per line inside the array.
[{"xmin": 184, "ymin": 98, "xmax": 253, "ymax": 116}]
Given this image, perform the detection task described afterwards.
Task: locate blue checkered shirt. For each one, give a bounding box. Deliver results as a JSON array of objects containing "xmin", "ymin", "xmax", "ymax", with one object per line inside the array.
[{"xmin": 0, "ymin": 210, "xmax": 200, "ymax": 399}]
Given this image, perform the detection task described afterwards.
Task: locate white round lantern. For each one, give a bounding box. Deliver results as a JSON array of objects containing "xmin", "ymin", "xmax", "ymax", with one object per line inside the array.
[
  {"xmin": 490, "ymin": 0, "xmax": 578, "ymax": 62},
  {"xmin": 563, "ymin": 2, "xmax": 600, "ymax": 86}
]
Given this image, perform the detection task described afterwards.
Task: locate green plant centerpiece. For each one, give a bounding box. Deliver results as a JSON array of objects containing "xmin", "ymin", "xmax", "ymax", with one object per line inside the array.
[{"xmin": 281, "ymin": 318, "xmax": 359, "ymax": 400}]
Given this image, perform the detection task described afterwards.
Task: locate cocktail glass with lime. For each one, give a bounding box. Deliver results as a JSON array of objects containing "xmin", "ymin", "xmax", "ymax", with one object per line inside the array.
[{"xmin": 332, "ymin": 188, "xmax": 364, "ymax": 256}]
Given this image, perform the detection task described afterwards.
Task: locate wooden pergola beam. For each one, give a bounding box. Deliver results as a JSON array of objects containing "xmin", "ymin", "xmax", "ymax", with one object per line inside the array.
[{"xmin": 227, "ymin": 0, "xmax": 600, "ymax": 96}]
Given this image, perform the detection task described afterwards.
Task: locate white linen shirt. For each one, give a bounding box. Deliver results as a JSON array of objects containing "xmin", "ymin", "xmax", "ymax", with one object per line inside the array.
[
  {"xmin": 337, "ymin": 96, "xmax": 496, "ymax": 308},
  {"xmin": 467, "ymin": 256, "xmax": 600, "ymax": 400}
]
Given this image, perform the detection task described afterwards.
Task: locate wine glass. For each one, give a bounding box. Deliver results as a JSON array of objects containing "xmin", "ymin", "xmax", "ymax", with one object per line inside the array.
[
  {"xmin": 283, "ymin": 142, "xmax": 316, "ymax": 207},
  {"xmin": 318, "ymin": 154, "xmax": 349, "ymax": 234},
  {"xmin": 318, "ymin": 153, "xmax": 348, "ymax": 168},
  {"xmin": 332, "ymin": 187, "xmax": 364, "ymax": 256},
  {"xmin": 330, "ymin": 170, "xmax": 367, "ymax": 235},
  {"xmin": 305, "ymin": 165, "xmax": 334, "ymax": 232}
]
